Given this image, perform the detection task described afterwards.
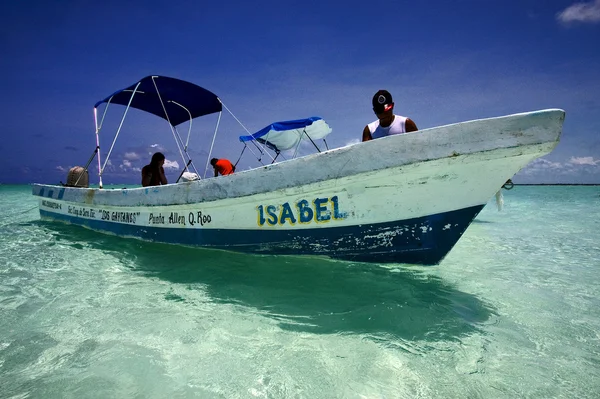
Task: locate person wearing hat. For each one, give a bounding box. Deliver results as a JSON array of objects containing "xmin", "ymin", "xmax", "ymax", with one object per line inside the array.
[{"xmin": 362, "ymin": 90, "xmax": 418, "ymax": 142}]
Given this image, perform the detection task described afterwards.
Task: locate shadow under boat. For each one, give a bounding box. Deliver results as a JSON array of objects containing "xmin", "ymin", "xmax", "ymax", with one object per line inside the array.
[{"xmin": 37, "ymin": 220, "xmax": 496, "ymax": 342}]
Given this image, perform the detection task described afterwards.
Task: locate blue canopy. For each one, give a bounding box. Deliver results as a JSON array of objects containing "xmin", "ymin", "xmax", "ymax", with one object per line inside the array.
[
  {"xmin": 239, "ymin": 117, "xmax": 332, "ymax": 151},
  {"xmin": 94, "ymin": 76, "xmax": 222, "ymax": 127}
]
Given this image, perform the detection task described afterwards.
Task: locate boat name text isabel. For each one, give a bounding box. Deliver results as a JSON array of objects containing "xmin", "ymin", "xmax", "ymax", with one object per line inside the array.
[{"xmin": 256, "ymin": 195, "xmax": 347, "ymax": 226}]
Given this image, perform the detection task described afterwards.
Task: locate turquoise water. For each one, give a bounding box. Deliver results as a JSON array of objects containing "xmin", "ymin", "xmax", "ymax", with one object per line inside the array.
[{"xmin": 1, "ymin": 185, "xmax": 599, "ymax": 398}]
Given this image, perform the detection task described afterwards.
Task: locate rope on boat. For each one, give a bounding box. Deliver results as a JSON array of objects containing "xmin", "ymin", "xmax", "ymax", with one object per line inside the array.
[
  {"xmin": 495, "ymin": 190, "xmax": 504, "ymax": 211},
  {"xmin": 72, "ymin": 146, "xmax": 99, "ymax": 187},
  {"xmin": 176, "ymin": 160, "xmax": 193, "ymax": 183},
  {"xmin": 220, "ymin": 100, "xmax": 276, "ymax": 163},
  {"xmin": 233, "ymin": 145, "xmax": 247, "ymax": 168},
  {"xmin": 0, "ymin": 205, "xmax": 38, "ymax": 226},
  {"xmin": 495, "ymin": 179, "xmax": 514, "ymax": 211}
]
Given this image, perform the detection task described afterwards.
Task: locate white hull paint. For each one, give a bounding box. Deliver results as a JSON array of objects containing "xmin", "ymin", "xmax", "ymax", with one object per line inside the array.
[{"xmin": 33, "ymin": 109, "xmax": 564, "ymax": 264}]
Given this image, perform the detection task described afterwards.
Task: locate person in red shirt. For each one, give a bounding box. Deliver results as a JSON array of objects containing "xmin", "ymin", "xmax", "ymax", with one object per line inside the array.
[{"xmin": 210, "ymin": 158, "xmax": 236, "ymax": 177}]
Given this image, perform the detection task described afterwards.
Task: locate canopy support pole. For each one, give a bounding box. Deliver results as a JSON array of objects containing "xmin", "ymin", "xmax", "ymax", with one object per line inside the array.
[
  {"xmin": 101, "ymin": 81, "xmax": 141, "ymax": 177},
  {"xmin": 93, "ymin": 108, "xmax": 104, "ymax": 188},
  {"xmin": 172, "ymin": 126, "xmax": 200, "ymax": 177},
  {"xmin": 221, "ymin": 100, "xmax": 275, "ymax": 162},
  {"xmin": 168, "ymin": 100, "xmax": 193, "ymax": 151},
  {"xmin": 304, "ymin": 129, "xmax": 321, "ymax": 153},
  {"xmin": 169, "ymin": 100, "xmax": 200, "ymax": 177},
  {"xmin": 292, "ymin": 128, "xmax": 321, "ymax": 159},
  {"xmin": 236, "ymin": 142, "xmax": 267, "ymax": 167},
  {"xmin": 204, "ymin": 110, "xmax": 222, "ymax": 178},
  {"xmin": 271, "ymin": 151, "xmax": 282, "ymax": 164},
  {"xmin": 152, "ymin": 77, "xmax": 187, "ymax": 174}
]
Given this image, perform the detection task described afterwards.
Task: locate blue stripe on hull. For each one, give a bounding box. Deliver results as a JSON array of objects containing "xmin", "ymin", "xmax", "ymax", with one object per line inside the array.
[{"xmin": 40, "ymin": 205, "xmax": 484, "ymax": 265}]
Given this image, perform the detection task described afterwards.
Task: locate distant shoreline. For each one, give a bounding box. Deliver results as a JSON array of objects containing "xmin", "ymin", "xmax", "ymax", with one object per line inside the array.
[{"xmin": 0, "ymin": 182, "xmax": 599, "ymax": 187}]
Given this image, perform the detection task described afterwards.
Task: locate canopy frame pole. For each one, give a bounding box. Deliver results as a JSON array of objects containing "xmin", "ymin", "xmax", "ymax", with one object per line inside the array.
[
  {"xmin": 271, "ymin": 151, "xmax": 282, "ymax": 164},
  {"xmin": 151, "ymin": 77, "xmax": 187, "ymax": 173},
  {"xmin": 94, "ymin": 97, "xmax": 113, "ymax": 188},
  {"xmin": 291, "ymin": 133, "xmax": 302, "ymax": 159},
  {"xmin": 172, "ymin": 126, "xmax": 200, "ymax": 177},
  {"xmin": 250, "ymin": 140, "xmax": 265, "ymax": 155},
  {"xmin": 93, "ymin": 108, "xmax": 104, "ymax": 188},
  {"xmin": 292, "ymin": 128, "xmax": 320, "ymax": 159},
  {"xmin": 169, "ymin": 100, "xmax": 200, "ymax": 177},
  {"xmin": 323, "ymin": 138, "xmax": 329, "ymax": 150},
  {"xmin": 168, "ymin": 100, "xmax": 193, "ymax": 151},
  {"xmin": 304, "ymin": 129, "xmax": 321, "ymax": 153},
  {"xmin": 101, "ymin": 81, "xmax": 141, "ymax": 176},
  {"xmin": 256, "ymin": 126, "xmax": 277, "ymax": 162},
  {"xmin": 97, "ymin": 97, "xmax": 112, "ymax": 132},
  {"xmin": 262, "ymin": 130, "xmax": 275, "ymax": 158},
  {"xmin": 204, "ymin": 111, "xmax": 222, "ymax": 178},
  {"xmin": 245, "ymin": 138, "xmax": 267, "ymax": 160},
  {"xmin": 234, "ymin": 142, "xmax": 267, "ymax": 167},
  {"xmin": 221, "ymin": 100, "xmax": 275, "ymax": 162},
  {"xmin": 243, "ymin": 143, "xmax": 267, "ymax": 165}
]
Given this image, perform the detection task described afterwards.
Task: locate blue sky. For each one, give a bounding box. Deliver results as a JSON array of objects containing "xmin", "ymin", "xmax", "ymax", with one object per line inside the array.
[{"xmin": 1, "ymin": 0, "xmax": 599, "ymax": 184}]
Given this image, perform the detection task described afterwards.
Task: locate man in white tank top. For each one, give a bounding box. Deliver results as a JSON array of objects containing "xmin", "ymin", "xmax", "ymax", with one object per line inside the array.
[{"xmin": 362, "ymin": 90, "xmax": 418, "ymax": 141}]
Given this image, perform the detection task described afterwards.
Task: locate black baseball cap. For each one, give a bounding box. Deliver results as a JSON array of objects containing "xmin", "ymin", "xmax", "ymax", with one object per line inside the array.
[{"xmin": 372, "ymin": 90, "xmax": 393, "ymax": 113}]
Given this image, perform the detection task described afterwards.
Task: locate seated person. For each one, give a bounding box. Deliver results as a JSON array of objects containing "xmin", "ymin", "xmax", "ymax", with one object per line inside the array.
[
  {"xmin": 362, "ymin": 89, "xmax": 418, "ymax": 141},
  {"xmin": 141, "ymin": 152, "xmax": 168, "ymax": 187},
  {"xmin": 210, "ymin": 158, "xmax": 235, "ymax": 177}
]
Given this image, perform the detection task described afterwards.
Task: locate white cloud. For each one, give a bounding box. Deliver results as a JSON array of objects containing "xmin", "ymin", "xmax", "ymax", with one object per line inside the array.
[
  {"xmin": 56, "ymin": 165, "xmax": 66, "ymax": 172},
  {"xmin": 120, "ymin": 159, "xmax": 133, "ymax": 170},
  {"xmin": 532, "ymin": 158, "xmax": 563, "ymax": 169},
  {"xmin": 148, "ymin": 144, "xmax": 166, "ymax": 155},
  {"xmin": 557, "ymin": 0, "xmax": 600, "ymax": 23},
  {"xmin": 163, "ymin": 159, "xmax": 180, "ymax": 170},
  {"xmin": 103, "ymin": 160, "xmax": 116, "ymax": 172},
  {"xmin": 520, "ymin": 155, "xmax": 600, "ymax": 177},
  {"xmin": 519, "ymin": 158, "xmax": 564, "ymax": 175},
  {"xmin": 124, "ymin": 151, "xmax": 140, "ymax": 160},
  {"xmin": 569, "ymin": 156, "xmax": 600, "ymax": 165}
]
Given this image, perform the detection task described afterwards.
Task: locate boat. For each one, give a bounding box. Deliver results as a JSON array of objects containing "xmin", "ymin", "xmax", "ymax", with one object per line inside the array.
[{"xmin": 32, "ymin": 75, "xmax": 565, "ymax": 265}]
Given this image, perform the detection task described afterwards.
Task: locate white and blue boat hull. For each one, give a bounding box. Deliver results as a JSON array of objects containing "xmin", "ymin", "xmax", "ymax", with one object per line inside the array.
[{"xmin": 33, "ymin": 109, "xmax": 564, "ymax": 264}]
